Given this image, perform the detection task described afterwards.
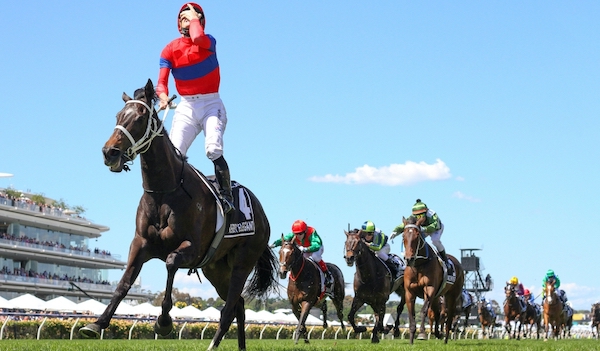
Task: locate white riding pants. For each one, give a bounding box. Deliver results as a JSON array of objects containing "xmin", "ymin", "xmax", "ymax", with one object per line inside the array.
[
  {"xmin": 374, "ymin": 243, "xmax": 391, "ymax": 261},
  {"xmin": 426, "ymin": 222, "xmax": 445, "ymax": 252},
  {"xmin": 303, "ymin": 245, "xmax": 324, "ymax": 262},
  {"xmin": 169, "ymin": 93, "xmax": 227, "ymax": 160}
]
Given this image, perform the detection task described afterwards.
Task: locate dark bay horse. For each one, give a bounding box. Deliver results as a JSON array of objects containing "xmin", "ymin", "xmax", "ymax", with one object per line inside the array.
[
  {"xmin": 448, "ymin": 290, "xmax": 474, "ymax": 334},
  {"xmin": 402, "ymin": 215, "xmax": 464, "ymax": 344},
  {"xmin": 477, "ymin": 299, "xmax": 496, "ymax": 339},
  {"xmin": 542, "ymin": 277, "xmax": 565, "ymax": 340},
  {"xmin": 503, "ymin": 283, "xmax": 525, "ymax": 339},
  {"xmin": 591, "ymin": 302, "xmax": 600, "ymax": 339},
  {"xmin": 344, "ymin": 229, "xmax": 405, "ymax": 343},
  {"xmin": 278, "ymin": 237, "xmax": 345, "ymax": 344},
  {"xmin": 81, "ymin": 80, "xmax": 277, "ymax": 351},
  {"xmin": 523, "ymin": 300, "xmax": 542, "ymax": 339}
]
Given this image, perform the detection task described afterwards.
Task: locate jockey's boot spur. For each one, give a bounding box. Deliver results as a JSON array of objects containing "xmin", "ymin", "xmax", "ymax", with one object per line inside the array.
[{"xmin": 213, "ymin": 156, "xmax": 235, "ymax": 214}]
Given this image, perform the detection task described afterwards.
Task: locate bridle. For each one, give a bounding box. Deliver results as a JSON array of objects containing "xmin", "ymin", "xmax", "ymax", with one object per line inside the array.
[
  {"xmin": 403, "ymin": 224, "xmax": 428, "ymax": 262},
  {"xmin": 114, "ymin": 99, "xmax": 171, "ymax": 164},
  {"xmin": 344, "ymin": 233, "xmax": 364, "ymax": 265},
  {"xmin": 280, "ymin": 242, "xmax": 304, "ymax": 281}
]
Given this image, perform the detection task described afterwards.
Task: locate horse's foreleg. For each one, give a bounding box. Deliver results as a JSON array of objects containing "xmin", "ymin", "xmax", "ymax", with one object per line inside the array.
[
  {"xmin": 155, "ymin": 241, "xmax": 195, "ymax": 336},
  {"xmin": 320, "ymin": 301, "xmax": 328, "ymax": 329},
  {"xmin": 298, "ymin": 301, "xmax": 312, "ymax": 344},
  {"xmin": 393, "ymin": 297, "xmax": 405, "ymax": 337},
  {"xmin": 418, "ymin": 298, "xmax": 431, "ymax": 340},
  {"xmin": 371, "ymin": 306, "xmax": 385, "ymax": 343},
  {"xmin": 348, "ymin": 297, "xmax": 366, "ymax": 334},
  {"xmin": 406, "ymin": 296, "xmax": 417, "ymax": 344},
  {"xmin": 333, "ymin": 296, "xmax": 345, "ymax": 330},
  {"xmin": 80, "ymin": 237, "xmax": 147, "ymax": 338}
]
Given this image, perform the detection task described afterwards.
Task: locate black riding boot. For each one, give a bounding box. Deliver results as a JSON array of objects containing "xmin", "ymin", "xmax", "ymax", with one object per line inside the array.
[
  {"xmin": 439, "ymin": 250, "xmax": 453, "ymax": 275},
  {"xmin": 385, "ymin": 258, "xmax": 398, "ymax": 278},
  {"xmin": 213, "ymin": 156, "xmax": 235, "ymax": 214}
]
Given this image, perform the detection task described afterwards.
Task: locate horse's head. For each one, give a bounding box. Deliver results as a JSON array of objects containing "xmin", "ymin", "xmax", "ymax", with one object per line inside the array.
[
  {"xmin": 344, "ymin": 229, "xmax": 363, "ymax": 267},
  {"xmin": 402, "ymin": 215, "xmax": 426, "ymax": 265},
  {"xmin": 505, "ymin": 283, "xmax": 516, "ymax": 298},
  {"xmin": 544, "ymin": 277, "xmax": 557, "ymax": 303},
  {"xmin": 278, "ymin": 235, "xmax": 299, "ymax": 279},
  {"xmin": 102, "ymin": 79, "xmax": 160, "ymax": 172}
]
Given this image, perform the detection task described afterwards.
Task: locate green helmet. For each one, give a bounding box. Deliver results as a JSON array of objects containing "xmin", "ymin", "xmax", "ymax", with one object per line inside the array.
[
  {"xmin": 412, "ymin": 199, "xmax": 428, "ymax": 215},
  {"xmin": 546, "ymin": 269, "xmax": 555, "ymax": 277},
  {"xmin": 362, "ymin": 220, "xmax": 376, "ymax": 233}
]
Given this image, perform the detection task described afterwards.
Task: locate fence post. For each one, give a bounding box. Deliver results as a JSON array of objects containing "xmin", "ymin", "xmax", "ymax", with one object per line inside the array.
[
  {"xmin": 178, "ymin": 322, "xmax": 187, "ymax": 340},
  {"xmin": 334, "ymin": 326, "xmax": 342, "ymax": 340},
  {"xmin": 259, "ymin": 325, "xmax": 268, "ymax": 339},
  {"xmin": 276, "ymin": 326, "xmax": 284, "ymax": 340},
  {"xmin": 201, "ymin": 322, "xmax": 210, "ymax": 340},
  {"xmin": 128, "ymin": 320, "xmax": 139, "ymax": 340},
  {"xmin": 1, "ymin": 316, "xmax": 12, "ymax": 340},
  {"xmin": 37, "ymin": 317, "xmax": 47, "ymax": 340},
  {"xmin": 307, "ymin": 326, "xmax": 315, "ymax": 340},
  {"xmin": 69, "ymin": 318, "xmax": 80, "ymax": 340}
]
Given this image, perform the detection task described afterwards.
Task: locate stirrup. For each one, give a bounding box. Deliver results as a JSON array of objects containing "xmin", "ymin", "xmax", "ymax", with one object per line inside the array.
[{"xmin": 221, "ymin": 197, "xmax": 235, "ymax": 214}]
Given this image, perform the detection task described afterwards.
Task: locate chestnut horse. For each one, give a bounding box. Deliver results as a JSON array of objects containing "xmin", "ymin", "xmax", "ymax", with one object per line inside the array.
[
  {"xmin": 278, "ymin": 237, "xmax": 345, "ymax": 344},
  {"xmin": 591, "ymin": 302, "xmax": 600, "ymax": 339},
  {"xmin": 402, "ymin": 215, "xmax": 464, "ymax": 344},
  {"xmin": 344, "ymin": 229, "xmax": 405, "ymax": 343},
  {"xmin": 543, "ymin": 277, "xmax": 565, "ymax": 340},
  {"xmin": 477, "ymin": 299, "xmax": 496, "ymax": 339},
  {"xmin": 503, "ymin": 283, "xmax": 525, "ymax": 339},
  {"xmin": 81, "ymin": 80, "xmax": 277, "ymax": 351}
]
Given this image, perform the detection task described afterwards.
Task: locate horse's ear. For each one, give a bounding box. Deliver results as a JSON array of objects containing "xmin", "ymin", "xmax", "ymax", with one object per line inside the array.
[
  {"xmin": 281, "ymin": 233, "xmax": 285, "ymax": 242},
  {"xmin": 402, "ymin": 216, "xmax": 407, "ymax": 225},
  {"xmin": 122, "ymin": 92, "xmax": 132, "ymax": 102},
  {"xmin": 145, "ymin": 79, "xmax": 155, "ymax": 100},
  {"xmin": 344, "ymin": 230, "xmax": 349, "ymax": 237}
]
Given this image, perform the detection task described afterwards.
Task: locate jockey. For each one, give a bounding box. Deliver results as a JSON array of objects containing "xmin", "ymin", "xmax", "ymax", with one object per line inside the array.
[
  {"xmin": 480, "ymin": 297, "xmax": 496, "ymax": 319},
  {"xmin": 361, "ymin": 220, "xmax": 403, "ymax": 278},
  {"xmin": 156, "ymin": 3, "xmax": 235, "ymax": 213},
  {"xmin": 542, "ymin": 269, "xmax": 568, "ymax": 305},
  {"xmin": 523, "ymin": 289, "xmax": 535, "ymax": 304},
  {"xmin": 390, "ymin": 199, "xmax": 452, "ymax": 274},
  {"xmin": 508, "ymin": 276, "xmax": 527, "ymax": 312},
  {"xmin": 270, "ymin": 220, "xmax": 332, "ymax": 288}
]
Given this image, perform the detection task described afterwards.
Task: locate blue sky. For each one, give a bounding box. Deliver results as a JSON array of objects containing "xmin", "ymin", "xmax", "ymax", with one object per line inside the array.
[{"xmin": 1, "ymin": 1, "xmax": 599, "ymax": 311}]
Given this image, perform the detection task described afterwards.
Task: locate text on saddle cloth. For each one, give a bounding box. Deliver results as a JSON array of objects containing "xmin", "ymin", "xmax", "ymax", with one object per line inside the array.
[
  {"xmin": 203, "ymin": 175, "xmax": 256, "ymax": 238},
  {"xmin": 306, "ymin": 258, "xmax": 330, "ymax": 300}
]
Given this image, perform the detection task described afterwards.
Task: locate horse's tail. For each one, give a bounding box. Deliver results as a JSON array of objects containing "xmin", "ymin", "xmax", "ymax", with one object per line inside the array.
[{"xmin": 244, "ymin": 245, "xmax": 278, "ymax": 300}]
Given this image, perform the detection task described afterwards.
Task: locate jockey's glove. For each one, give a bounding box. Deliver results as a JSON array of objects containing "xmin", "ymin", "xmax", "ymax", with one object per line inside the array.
[
  {"xmin": 389, "ymin": 232, "xmax": 398, "ymax": 240},
  {"xmin": 301, "ymin": 247, "xmax": 309, "ymax": 253},
  {"xmin": 420, "ymin": 226, "xmax": 427, "ymax": 234},
  {"xmin": 269, "ymin": 244, "xmax": 276, "ymax": 248}
]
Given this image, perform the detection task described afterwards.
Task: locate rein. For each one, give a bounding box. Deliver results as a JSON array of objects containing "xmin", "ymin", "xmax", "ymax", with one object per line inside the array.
[{"xmin": 285, "ymin": 244, "xmax": 305, "ymax": 282}]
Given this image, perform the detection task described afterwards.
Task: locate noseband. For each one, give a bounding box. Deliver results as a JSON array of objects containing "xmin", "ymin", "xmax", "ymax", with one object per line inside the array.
[{"xmin": 115, "ymin": 100, "xmax": 172, "ymax": 163}]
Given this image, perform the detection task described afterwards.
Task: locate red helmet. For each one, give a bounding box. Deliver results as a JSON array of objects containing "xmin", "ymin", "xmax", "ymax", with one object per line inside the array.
[
  {"xmin": 178, "ymin": 3, "xmax": 205, "ymax": 33},
  {"xmin": 291, "ymin": 220, "xmax": 307, "ymax": 234},
  {"xmin": 524, "ymin": 289, "xmax": 531, "ymax": 295}
]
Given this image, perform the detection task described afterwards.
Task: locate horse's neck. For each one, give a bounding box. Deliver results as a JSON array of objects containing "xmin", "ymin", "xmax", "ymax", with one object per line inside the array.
[
  {"xmin": 355, "ymin": 246, "xmax": 381, "ymax": 279},
  {"xmin": 290, "ymin": 251, "xmax": 310, "ymax": 277},
  {"xmin": 140, "ymin": 135, "xmax": 184, "ymax": 191}
]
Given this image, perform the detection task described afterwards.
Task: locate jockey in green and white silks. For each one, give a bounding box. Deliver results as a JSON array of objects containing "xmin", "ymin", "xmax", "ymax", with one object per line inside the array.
[
  {"xmin": 390, "ymin": 199, "xmax": 450, "ymax": 272},
  {"xmin": 542, "ymin": 269, "xmax": 568, "ymax": 306},
  {"xmin": 362, "ymin": 220, "xmax": 403, "ymax": 277}
]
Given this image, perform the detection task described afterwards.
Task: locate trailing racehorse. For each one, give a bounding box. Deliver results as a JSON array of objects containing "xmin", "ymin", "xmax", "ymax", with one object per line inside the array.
[
  {"xmin": 591, "ymin": 302, "xmax": 600, "ymax": 339},
  {"xmin": 278, "ymin": 236, "xmax": 345, "ymax": 344},
  {"xmin": 81, "ymin": 80, "xmax": 277, "ymax": 351},
  {"xmin": 523, "ymin": 300, "xmax": 542, "ymax": 339},
  {"xmin": 503, "ymin": 283, "xmax": 525, "ymax": 339},
  {"xmin": 344, "ymin": 229, "xmax": 405, "ymax": 343},
  {"xmin": 477, "ymin": 299, "xmax": 496, "ymax": 339},
  {"xmin": 402, "ymin": 215, "xmax": 464, "ymax": 344},
  {"xmin": 543, "ymin": 276, "xmax": 565, "ymax": 340}
]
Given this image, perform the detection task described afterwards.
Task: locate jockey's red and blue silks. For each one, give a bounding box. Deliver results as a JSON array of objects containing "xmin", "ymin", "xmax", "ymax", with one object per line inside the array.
[{"xmin": 156, "ymin": 19, "xmax": 220, "ymax": 97}]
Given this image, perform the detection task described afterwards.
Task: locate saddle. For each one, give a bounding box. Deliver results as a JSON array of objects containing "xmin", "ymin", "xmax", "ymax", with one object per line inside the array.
[{"xmin": 307, "ymin": 259, "xmax": 333, "ymax": 300}]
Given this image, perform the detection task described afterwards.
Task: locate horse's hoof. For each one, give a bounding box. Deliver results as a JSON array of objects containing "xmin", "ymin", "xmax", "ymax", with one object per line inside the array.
[
  {"xmin": 417, "ymin": 333, "xmax": 427, "ymax": 340},
  {"xmin": 154, "ymin": 320, "xmax": 174, "ymax": 336},
  {"xmin": 304, "ymin": 339, "xmax": 310, "ymax": 344},
  {"xmin": 79, "ymin": 324, "xmax": 101, "ymax": 339},
  {"xmin": 371, "ymin": 337, "xmax": 380, "ymax": 344},
  {"xmin": 354, "ymin": 326, "xmax": 367, "ymax": 333}
]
